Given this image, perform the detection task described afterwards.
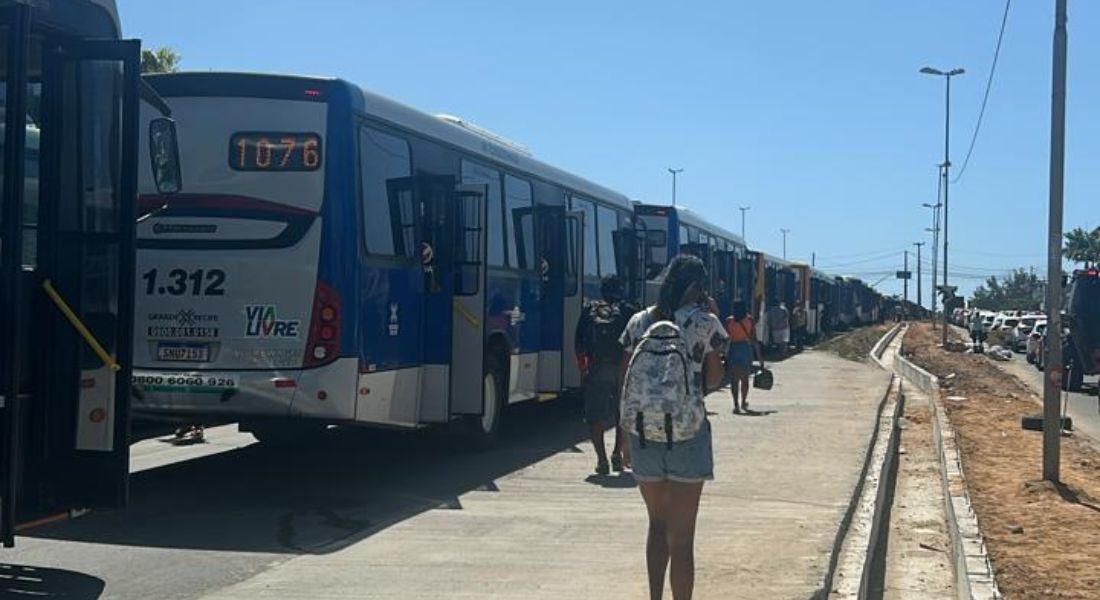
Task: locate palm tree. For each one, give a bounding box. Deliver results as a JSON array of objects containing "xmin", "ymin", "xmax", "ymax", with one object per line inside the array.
[
  {"xmin": 141, "ymin": 48, "xmax": 181, "ymax": 74},
  {"xmin": 1063, "ymin": 227, "xmax": 1100, "ymax": 268}
]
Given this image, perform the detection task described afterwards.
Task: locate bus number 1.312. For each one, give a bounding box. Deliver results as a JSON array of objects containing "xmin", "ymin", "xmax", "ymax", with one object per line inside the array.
[{"xmin": 143, "ymin": 268, "xmax": 227, "ymax": 296}]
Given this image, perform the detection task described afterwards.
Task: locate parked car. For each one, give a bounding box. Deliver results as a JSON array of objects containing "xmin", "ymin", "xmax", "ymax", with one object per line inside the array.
[
  {"xmin": 1010, "ymin": 316, "xmax": 1042, "ymax": 352},
  {"xmin": 1035, "ymin": 325, "xmax": 1086, "ymax": 391},
  {"xmin": 983, "ymin": 313, "xmax": 997, "ymax": 330},
  {"xmin": 1026, "ymin": 321, "xmax": 1047, "ymax": 363},
  {"xmin": 1065, "ymin": 268, "xmax": 1100, "ymax": 385}
]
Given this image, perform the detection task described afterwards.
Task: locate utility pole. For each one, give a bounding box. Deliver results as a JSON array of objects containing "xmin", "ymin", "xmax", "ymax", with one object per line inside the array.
[
  {"xmin": 668, "ymin": 168, "xmax": 683, "ymax": 205},
  {"xmin": 921, "ymin": 65, "xmax": 965, "ymax": 345},
  {"xmin": 924, "ymin": 193, "xmax": 942, "ymax": 325},
  {"xmin": 780, "ymin": 228, "xmax": 790, "ymax": 260},
  {"xmin": 738, "ymin": 205, "xmax": 750, "ymax": 242},
  {"xmin": 914, "ymin": 242, "xmax": 925, "ymax": 311},
  {"xmin": 903, "ymin": 250, "xmax": 909, "ymax": 303},
  {"xmin": 1043, "ymin": 0, "xmax": 1068, "ymax": 483},
  {"xmin": 812, "ymin": 252, "xmax": 816, "ymax": 267}
]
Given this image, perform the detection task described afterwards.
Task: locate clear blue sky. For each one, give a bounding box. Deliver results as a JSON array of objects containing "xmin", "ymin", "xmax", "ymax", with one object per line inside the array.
[{"xmin": 118, "ymin": 0, "xmax": 1100, "ymax": 302}]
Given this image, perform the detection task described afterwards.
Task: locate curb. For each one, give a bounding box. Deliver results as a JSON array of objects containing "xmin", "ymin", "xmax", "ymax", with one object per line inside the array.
[
  {"xmin": 820, "ymin": 324, "xmax": 904, "ymax": 599},
  {"xmin": 893, "ymin": 342, "xmax": 1002, "ymax": 599}
]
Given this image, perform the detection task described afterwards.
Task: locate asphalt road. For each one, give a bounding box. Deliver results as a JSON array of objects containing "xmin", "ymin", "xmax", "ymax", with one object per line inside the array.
[
  {"xmin": 2, "ymin": 400, "xmax": 588, "ymax": 600},
  {"xmin": 994, "ymin": 351, "xmax": 1100, "ymax": 443}
]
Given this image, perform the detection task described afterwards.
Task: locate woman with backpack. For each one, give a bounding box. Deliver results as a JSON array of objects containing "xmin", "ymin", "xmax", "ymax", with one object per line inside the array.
[
  {"xmin": 724, "ymin": 301, "xmax": 761, "ymax": 414},
  {"xmin": 618, "ymin": 255, "xmax": 729, "ymax": 600}
]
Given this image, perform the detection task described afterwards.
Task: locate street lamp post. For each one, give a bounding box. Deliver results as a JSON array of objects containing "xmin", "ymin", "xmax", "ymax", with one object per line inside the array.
[
  {"xmin": 668, "ymin": 168, "xmax": 683, "ymax": 205},
  {"xmin": 739, "ymin": 205, "xmax": 751, "ymax": 242},
  {"xmin": 920, "ymin": 66, "xmax": 965, "ymax": 345},
  {"xmin": 780, "ymin": 228, "xmax": 790, "ymax": 260}
]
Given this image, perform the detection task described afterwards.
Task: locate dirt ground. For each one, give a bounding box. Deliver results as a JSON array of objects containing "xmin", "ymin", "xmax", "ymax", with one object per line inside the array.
[
  {"xmin": 816, "ymin": 322, "xmax": 892, "ymax": 363},
  {"xmin": 902, "ymin": 322, "xmax": 1100, "ymax": 599}
]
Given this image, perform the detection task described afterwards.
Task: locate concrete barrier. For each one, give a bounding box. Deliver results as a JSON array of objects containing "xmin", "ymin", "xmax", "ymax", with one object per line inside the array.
[
  {"xmin": 893, "ymin": 342, "xmax": 1002, "ymax": 599},
  {"xmin": 826, "ymin": 324, "xmax": 905, "ymax": 599}
]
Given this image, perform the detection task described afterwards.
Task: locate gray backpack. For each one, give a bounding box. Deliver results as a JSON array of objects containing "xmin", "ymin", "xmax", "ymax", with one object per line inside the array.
[{"xmin": 620, "ymin": 308, "xmax": 705, "ymax": 447}]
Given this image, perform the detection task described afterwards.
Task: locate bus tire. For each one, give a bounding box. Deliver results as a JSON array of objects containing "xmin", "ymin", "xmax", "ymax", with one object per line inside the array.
[{"xmin": 466, "ymin": 360, "xmax": 504, "ymax": 450}]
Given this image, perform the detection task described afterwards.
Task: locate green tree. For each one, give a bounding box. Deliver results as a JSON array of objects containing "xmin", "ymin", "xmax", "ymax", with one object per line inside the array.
[
  {"xmin": 1063, "ymin": 226, "xmax": 1100, "ymax": 268},
  {"xmin": 970, "ymin": 268, "xmax": 1045, "ymax": 311},
  {"xmin": 141, "ymin": 47, "xmax": 181, "ymax": 74}
]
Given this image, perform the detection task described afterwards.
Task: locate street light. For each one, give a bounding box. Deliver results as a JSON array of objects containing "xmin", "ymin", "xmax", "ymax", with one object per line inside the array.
[
  {"xmin": 738, "ymin": 205, "xmax": 751, "ymax": 241},
  {"xmin": 780, "ymin": 228, "xmax": 790, "ymax": 260},
  {"xmin": 920, "ymin": 65, "xmax": 965, "ymax": 346},
  {"xmin": 668, "ymin": 168, "xmax": 683, "ymax": 204}
]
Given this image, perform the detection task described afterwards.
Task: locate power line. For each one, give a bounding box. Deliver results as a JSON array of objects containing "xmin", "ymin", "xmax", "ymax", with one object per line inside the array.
[{"xmin": 953, "ymin": 0, "xmax": 1012, "ymax": 184}]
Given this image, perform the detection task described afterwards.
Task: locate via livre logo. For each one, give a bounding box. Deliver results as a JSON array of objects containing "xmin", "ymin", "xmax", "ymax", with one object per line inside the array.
[{"xmin": 244, "ymin": 305, "xmax": 301, "ymax": 339}]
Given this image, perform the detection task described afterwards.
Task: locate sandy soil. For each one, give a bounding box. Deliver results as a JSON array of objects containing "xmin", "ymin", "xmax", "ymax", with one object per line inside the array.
[
  {"xmin": 817, "ymin": 323, "xmax": 893, "ymax": 363},
  {"xmin": 902, "ymin": 323, "xmax": 1100, "ymax": 599}
]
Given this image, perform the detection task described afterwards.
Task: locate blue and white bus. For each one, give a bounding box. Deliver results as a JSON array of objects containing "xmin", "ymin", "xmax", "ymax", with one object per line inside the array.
[
  {"xmin": 133, "ymin": 72, "xmax": 639, "ymax": 446},
  {"xmin": 632, "ymin": 203, "xmax": 750, "ymax": 319}
]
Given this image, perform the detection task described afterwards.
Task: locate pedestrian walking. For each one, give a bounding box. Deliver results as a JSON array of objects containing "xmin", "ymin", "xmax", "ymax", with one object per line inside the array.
[
  {"xmin": 725, "ymin": 301, "xmax": 761, "ymax": 414},
  {"xmin": 574, "ymin": 275, "xmax": 635, "ymax": 475},
  {"xmin": 618, "ymin": 255, "xmax": 729, "ymax": 600},
  {"xmin": 969, "ymin": 310, "xmax": 987, "ymax": 353},
  {"xmin": 767, "ymin": 300, "xmax": 790, "ymax": 357},
  {"xmin": 791, "ymin": 303, "xmax": 807, "ymax": 352}
]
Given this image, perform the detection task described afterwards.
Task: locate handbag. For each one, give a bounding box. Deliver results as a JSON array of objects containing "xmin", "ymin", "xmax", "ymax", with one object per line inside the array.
[{"xmin": 753, "ymin": 363, "xmax": 774, "ymax": 390}]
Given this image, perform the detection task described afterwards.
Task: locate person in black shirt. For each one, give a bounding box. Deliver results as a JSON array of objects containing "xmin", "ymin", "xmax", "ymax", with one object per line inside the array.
[{"xmin": 575, "ymin": 275, "xmax": 635, "ymax": 475}]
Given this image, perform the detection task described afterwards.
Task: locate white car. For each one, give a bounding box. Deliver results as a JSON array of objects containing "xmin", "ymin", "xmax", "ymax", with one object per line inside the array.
[
  {"xmin": 1010, "ymin": 316, "xmax": 1042, "ymax": 351},
  {"xmin": 995, "ymin": 316, "xmax": 1020, "ymax": 334},
  {"xmin": 1026, "ymin": 321, "xmax": 1048, "ymax": 364}
]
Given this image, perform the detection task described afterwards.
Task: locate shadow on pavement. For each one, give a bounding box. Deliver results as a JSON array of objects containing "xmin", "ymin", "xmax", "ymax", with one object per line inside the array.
[
  {"xmin": 0, "ymin": 563, "xmax": 105, "ymax": 599},
  {"xmin": 584, "ymin": 473, "xmax": 637, "ymax": 489},
  {"xmin": 25, "ymin": 399, "xmax": 587, "ymax": 555}
]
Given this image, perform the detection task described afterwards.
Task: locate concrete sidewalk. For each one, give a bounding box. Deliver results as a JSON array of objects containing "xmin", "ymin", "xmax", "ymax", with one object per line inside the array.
[{"xmin": 197, "ymin": 351, "xmax": 890, "ymax": 600}]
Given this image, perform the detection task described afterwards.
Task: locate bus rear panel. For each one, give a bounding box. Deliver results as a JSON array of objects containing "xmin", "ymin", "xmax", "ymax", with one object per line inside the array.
[{"xmin": 134, "ymin": 80, "xmax": 359, "ymax": 422}]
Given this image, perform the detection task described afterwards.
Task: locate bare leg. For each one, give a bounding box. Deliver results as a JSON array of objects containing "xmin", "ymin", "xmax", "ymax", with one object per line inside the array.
[
  {"xmin": 620, "ymin": 426, "xmax": 632, "ymax": 468},
  {"xmin": 666, "ymin": 481, "xmax": 705, "ymax": 600},
  {"xmin": 639, "ymin": 481, "xmax": 671, "ymax": 600},
  {"xmin": 730, "ymin": 368, "xmax": 748, "ymax": 412},
  {"xmin": 590, "ymin": 423, "xmax": 609, "ymax": 466},
  {"xmin": 740, "ymin": 375, "xmax": 751, "ymax": 410}
]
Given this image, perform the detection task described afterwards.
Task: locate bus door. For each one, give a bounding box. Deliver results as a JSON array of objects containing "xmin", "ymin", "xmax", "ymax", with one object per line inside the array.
[
  {"xmin": 613, "ymin": 227, "xmax": 644, "ymax": 307},
  {"xmin": 534, "ymin": 205, "xmax": 564, "ymax": 392},
  {"xmin": 404, "ymin": 174, "xmax": 456, "ymax": 423},
  {"xmin": 2, "ymin": 10, "xmax": 141, "ymax": 545},
  {"xmin": 449, "ymin": 184, "xmax": 487, "ymax": 416},
  {"xmin": 562, "ymin": 211, "xmax": 584, "ymax": 389}
]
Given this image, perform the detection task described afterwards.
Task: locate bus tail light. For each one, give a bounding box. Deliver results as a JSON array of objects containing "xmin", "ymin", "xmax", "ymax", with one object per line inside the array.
[{"xmin": 304, "ymin": 280, "xmax": 341, "ymax": 368}]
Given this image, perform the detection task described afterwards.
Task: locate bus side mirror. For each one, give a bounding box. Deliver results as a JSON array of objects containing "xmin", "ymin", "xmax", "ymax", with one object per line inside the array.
[{"xmin": 149, "ymin": 117, "xmax": 182, "ymax": 195}]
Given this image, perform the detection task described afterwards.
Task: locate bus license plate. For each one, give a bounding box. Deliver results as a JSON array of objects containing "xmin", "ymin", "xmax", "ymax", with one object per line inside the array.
[{"xmin": 157, "ymin": 343, "xmax": 210, "ymax": 362}]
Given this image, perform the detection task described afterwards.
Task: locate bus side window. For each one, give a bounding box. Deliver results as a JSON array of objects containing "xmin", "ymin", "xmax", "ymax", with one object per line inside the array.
[
  {"xmin": 504, "ymin": 174, "xmax": 533, "ymax": 270},
  {"xmin": 359, "ymin": 126, "xmax": 411, "ymax": 257},
  {"xmin": 461, "ymin": 159, "xmax": 505, "ymax": 267},
  {"xmin": 570, "ymin": 196, "xmax": 598, "ymax": 278},
  {"xmin": 596, "ymin": 205, "xmax": 618, "ymax": 277}
]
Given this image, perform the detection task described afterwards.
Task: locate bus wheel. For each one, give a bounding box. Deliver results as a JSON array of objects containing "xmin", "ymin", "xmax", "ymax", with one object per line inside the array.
[{"xmin": 466, "ymin": 362, "xmax": 504, "ymax": 450}]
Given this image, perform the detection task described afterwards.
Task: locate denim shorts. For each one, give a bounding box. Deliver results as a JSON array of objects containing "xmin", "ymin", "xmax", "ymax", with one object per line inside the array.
[{"xmin": 629, "ymin": 420, "xmax": 714, "ymax": 483}]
